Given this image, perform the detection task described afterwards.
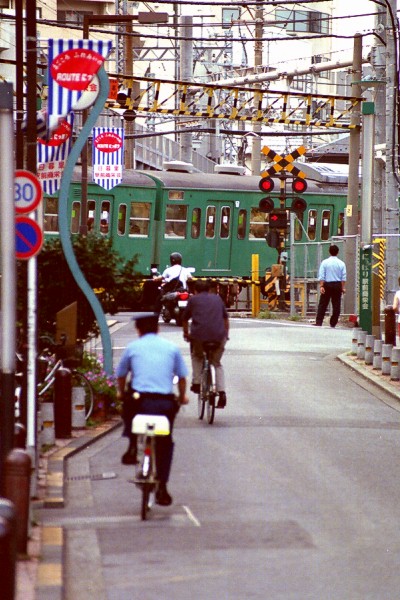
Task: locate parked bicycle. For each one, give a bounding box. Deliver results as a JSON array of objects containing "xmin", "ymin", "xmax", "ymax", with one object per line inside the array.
[
  {"xmin": 38, "ymin": 337, "xmax": 94, "ymax": 420},
  {"xmin": 132, "ymin": 413, "xmax": 171, "ymax": 520},
  {"xmin": 197, "ymin": 341, "xmax": 220, "ymax": 425}
]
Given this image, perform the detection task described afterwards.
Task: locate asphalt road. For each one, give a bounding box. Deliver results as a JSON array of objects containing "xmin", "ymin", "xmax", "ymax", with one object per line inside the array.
[{"xmin": 39, "ymin": 317, "xmax": 400, "ymax": 599}]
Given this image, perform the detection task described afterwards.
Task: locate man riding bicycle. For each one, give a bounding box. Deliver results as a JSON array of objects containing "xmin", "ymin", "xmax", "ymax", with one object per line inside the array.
[
  {"xmin": 182, "ymin": 280, "xmax": 229, "ymax": 408},
  {"xmin": 116, "ymin": 312, "xmax": 189, "ymax": 506}
]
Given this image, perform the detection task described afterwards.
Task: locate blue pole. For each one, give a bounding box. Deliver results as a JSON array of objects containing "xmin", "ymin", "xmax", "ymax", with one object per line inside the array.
[{"xmin": 57, "ymin": 66, "xmax": 113, "ymax": 374}]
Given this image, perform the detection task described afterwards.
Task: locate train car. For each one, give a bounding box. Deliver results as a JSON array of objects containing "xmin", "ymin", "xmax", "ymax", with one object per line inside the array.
[{"xmin": 43, "ymin": 164, "xmax": 348, "ymax": 285}]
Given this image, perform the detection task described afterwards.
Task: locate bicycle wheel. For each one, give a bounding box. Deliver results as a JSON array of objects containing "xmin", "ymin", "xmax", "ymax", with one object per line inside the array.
[
  {"xmin": 141, "ymin": 482, "xmax": 151, "ymax": 520},
  {"xmin": 206, "ymin": 367, "xmax": 215, "ymax": 425},
  {"xmin": 71, "ymin": 371, "xmax": 94, "ymax": 420},
  {"xmin": 198, "ymin": 365, "xmax": 207, "ymax": 420}
]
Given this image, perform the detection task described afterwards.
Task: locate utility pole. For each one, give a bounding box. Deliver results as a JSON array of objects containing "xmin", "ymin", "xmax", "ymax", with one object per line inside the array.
[
  {"xmin": 179, "ymin": 15, "xmax": 193, "ymax": 164},
  {"xmin": 344, "ymin": 34, "xmax": 362, "ymax": 315},
  {"xmin": 251, "ymin": 0, "xmax": 263, "ymax": 176},
  {"xmin": 384, "ymin": 0, "xmax": 399, "ymax": 304}
]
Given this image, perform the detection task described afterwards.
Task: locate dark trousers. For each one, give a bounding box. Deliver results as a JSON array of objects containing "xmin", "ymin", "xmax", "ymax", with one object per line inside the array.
[
  {"xmin": 123, "ymin": 394, "xmax": 178, "ymax": 483},
  {"xmin": 316, "ymin": 282, "xmax": 343, "ymax": 327}
]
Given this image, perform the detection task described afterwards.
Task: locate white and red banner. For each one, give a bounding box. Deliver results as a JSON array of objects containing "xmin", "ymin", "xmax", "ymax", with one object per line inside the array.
[
  {"xmin": 92, "ymin": 127, "xmax": 124, "ymax": 190},
  {"xmin": 37, "ymin": 115, "xmax": 74, "ymax": 195},
  {"xmin": 47, "ymin": 39, "xmax": 112, "ymax": 133}
]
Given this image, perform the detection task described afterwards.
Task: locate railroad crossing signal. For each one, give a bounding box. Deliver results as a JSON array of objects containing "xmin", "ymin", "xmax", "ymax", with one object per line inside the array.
[
  {"xmin": 268, "ymin": 209, "xmax": 288, "ymax": 231},
  {"xmin": 261, "ymin": 145, "xmax": 307, "ymax": 179}
]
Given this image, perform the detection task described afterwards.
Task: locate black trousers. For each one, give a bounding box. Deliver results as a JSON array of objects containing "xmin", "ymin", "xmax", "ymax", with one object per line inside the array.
[{"xmin": 316, "ymin": 282, "xmax": 343, "ymax": 327}]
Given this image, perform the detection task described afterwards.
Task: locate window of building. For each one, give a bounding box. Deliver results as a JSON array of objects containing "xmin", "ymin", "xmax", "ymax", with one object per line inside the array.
[
  {"xmin": 205, "ymin": 206, "xmax": 216, "ymax": 238},
  {"xmin": 237, "ymin": 209, "xmax": 247, "ymax": 240},
  {"xmin": 222, "ymin": 7, "xmax": 240, "ymax": 28},
  {"xmin": 220, "ymin": 206, "xmax": 231, "ymax": 239},
  {"xmin": 249, "ymin": 208, "xmax": 268, "ymax": 239},
  {"xmin": 118, "ymin": 204, "xmax": 127, "ymax": 235},
  {"xmin": 275, "ymin": 9, "xmax": 330, "ymax": 34},
  {"xmin": 44, "ymin": 197, "xmax": 59, "ymax": 233},
  {"xmin": 307, "ymin": 209, "xmax": 317, "ymax": 241},
  {"xmin": 191, "ymin": 208, "xmax": 201, "ymax": 239},
  {"xmin": 312, "ymin": 55, "xmax": 331, "ymax": 80},
  {"xmin": 57, "ymin": 10, "xmax": 92, "ymax": 25},
  {"xmin": 321, "ymin": 210, "xmax": 331, "ymax": 241},
  {"xmin": 129, "ymin": 202, "xmax": 150, "ymax": 236},
  {"xmin": 165, "ymin": 204, "xmax": 187, "ymax": 238}
]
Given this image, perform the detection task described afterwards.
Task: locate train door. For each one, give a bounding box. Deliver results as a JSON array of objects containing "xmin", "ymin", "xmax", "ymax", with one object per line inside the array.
[{"xmin": 203, "ymin": 202, "xmax": 234, "ymax": 271}]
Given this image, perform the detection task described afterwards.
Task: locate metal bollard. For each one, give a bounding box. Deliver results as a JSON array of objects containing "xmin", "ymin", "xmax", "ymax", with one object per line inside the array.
[
  {"xmin": 384, "ymin": 307, "xmax": 396, "ymax": 346},
  {"xmin": 54, "ymin": 367, "xmax": 72, "ymax": 438},
  {"xmin": 373, "ymin": 339, "xmax": 383, "ymax": 370},
  {"xmin": 390, "ymin": 347, "xmax": 400, "ymax": 381},
  {"xmin": 351, "ymin": 327, "xmax": 360, "ymax": 355},
  {"xmin": 4, "ymin": 449, "xmax": 31, "ymax": 555},
  {"xmin": 365, "ymin": 335, "xmax": 375, "ymax": 365},
  {"xmin": 381, "ymin": 344, "xmax": 393, "ymax": 376},
  {"xmin": 0, "ymin": 498, "xmax": 16, "ymax": 600},
  {"xmin": 357, "ymin": 330, "xmax": 367, "ymax": 361},
  {"xmin": 14, "ymin": 422, "xmax": 27, "ymax": 449}
]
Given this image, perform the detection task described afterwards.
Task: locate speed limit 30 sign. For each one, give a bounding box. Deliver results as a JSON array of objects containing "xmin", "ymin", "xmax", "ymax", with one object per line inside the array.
[{"xmin": 15, "ymin": 169, "xmax": 43, "ymax": 214}]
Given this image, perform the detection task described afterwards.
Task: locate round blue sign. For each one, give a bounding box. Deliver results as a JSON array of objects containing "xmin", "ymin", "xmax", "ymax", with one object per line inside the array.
[{"xmin": 15, "ymin": 216, "xmax": 43, "ymax": 260}]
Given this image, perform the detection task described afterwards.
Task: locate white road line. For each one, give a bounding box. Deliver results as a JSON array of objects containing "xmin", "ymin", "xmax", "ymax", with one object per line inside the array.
[{"xmin": 182, "ymin": 505, "xmax": 201, "ymax": 527}]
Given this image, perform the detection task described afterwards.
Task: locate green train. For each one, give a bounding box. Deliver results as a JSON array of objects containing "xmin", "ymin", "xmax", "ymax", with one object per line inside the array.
[{"xmin": 43, "ymin": 166, "xmax": 348, "ymax": 281}]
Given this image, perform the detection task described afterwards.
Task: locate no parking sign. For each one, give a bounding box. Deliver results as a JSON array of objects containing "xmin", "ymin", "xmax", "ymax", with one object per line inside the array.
[
  {"xmin": 15, "ymin": 216, "xmax": 44, "ymax": 260},
  {"xmin": 14, "ymin": 170, "xmax": 43, "ymax": 259}
]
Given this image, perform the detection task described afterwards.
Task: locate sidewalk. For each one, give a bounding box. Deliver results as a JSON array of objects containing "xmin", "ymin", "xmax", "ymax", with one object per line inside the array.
[{"xmin": 15, "ymin": 416, "xmax": 122, "ymax": 600}]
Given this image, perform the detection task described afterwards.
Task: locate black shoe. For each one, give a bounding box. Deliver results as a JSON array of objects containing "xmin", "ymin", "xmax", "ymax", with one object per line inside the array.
[
  {"xmin": 156, "ymin": 483, "xmax": 173, "ymax": 506},
  {"xmin": 190, "ymin": 383, "xmax": 200, "ymax": 394},
  {"xmin": 217, "ymin": 391, "xmax": 226, "ymax": 408},
  {"xmin": 121, "ymin": 447, "xmax": 137, "ymax": 465}
]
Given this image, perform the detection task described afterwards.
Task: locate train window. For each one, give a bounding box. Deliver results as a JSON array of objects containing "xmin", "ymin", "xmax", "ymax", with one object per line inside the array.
[
  {"xmin": 165, "ymin": 204, "xmax": 187, "ymax": 238},
  {"xmin": 70, "ymin": 201, "xmax": 81, "ymax": 234},
  {"xmin": 205, "ymin": 206, "xmax": 216, "ymax": 238},
  {"xmin": 307, "ymin": 209, "xmax": 317, "ymax": 241},
  {"xmin": 191, "ymin": 208, "xmax": 201, "ymax": 239},
  {"xmin": 86, "ymin": 200, "xmax": 96, "ymax": 232},
  {"xmin": 129, "ymin": 202, "xmax": 150, "ymax": 236},
  {"xmin": 321, "ymin": 209, "xmax": 331, "ymax": 240},
  {"xmin": 100, "ymin": 201, "xmax": 111, "ymax": 235},
  {"xmin": 294, "ymin": 216, "xmax": 303, "ymax": 241},
  {"xmin": 44, "ymin": 197, "xmax": 59, "ymax": 233},
  {"xmin": 249, "ymin": 208, "xmax": 268, "ymax": 239},
  {"xmin": 220, "ymin": 206, "xmax": 231, "ymax": 239},
  {"xmin": 337, "ymin": 212, "xmax": 344, "ymax": 236},
  {"xmin": 237, "ymin": 209, "xmax": 247, "ymax": 240},
  {"xmin": 168, "ymin": 191, "xmax": 184, "ymax": 200},
  {"xmin": 118, "ymin": 204, "xmax": 127, "ymax": 235}
]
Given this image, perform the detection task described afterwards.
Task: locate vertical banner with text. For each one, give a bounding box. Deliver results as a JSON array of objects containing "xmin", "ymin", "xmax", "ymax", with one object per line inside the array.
[
  {"xmin": 92, "ymin": 127, "xmax": 124, "ymax": 190},
  {"xmin": 37, "ymin": 115, "xmax": 74, "ymax": 195}
]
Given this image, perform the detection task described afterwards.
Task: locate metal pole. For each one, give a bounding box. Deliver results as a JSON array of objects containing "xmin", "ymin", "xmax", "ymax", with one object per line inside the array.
[
  {"xmin": 361, "ymin": 102, "xmax": 375, "ymax": 245},
  {"xmin": 0, "ymin": 83, "xmax": 16, "ymax": 494},
  {"xmin": 179, "ymin": 15, "xmax": 193, "ymax": 164},
  {"xmin": 344, "ymin": 34, "xmax": 362, "ymax": 315},
  {"xmin": 251, "ymin": 0, "xmax": 263, "ymax": 176}
]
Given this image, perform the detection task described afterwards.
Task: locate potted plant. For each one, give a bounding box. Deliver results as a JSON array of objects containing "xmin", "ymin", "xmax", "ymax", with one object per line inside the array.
[{"xmin": 78, "ymin": 353, "xmax": 119, "ymax": 420}]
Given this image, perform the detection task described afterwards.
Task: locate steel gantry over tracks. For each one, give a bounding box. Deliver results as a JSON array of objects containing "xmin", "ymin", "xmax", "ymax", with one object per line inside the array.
[{"xmin": 114, "ymin": 75, "xmax": 364, "ymax": 130}]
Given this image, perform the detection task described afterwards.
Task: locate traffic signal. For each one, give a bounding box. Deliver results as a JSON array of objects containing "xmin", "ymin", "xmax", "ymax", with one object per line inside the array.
[
  {"xmin": 291, "ymin": 197, "xmax": 307, "ymax": 217},
  {"xmin": 259, "ymin": 197, "xmax": 274, "ymax": 212},
  {"xmin": 292, "ymin": 178, "xmax": 307, "ymax": 194},
  {"xmin": 259, "ymin": 176, "xmax": 274, "ymax": 193},
  {"xmin": 268, "ymin": 209, "xmax": 288, "ymax": 231}
]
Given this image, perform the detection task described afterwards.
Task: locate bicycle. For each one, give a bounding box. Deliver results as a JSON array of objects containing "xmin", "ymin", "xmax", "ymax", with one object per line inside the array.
[
  {"xmin": 38, "ymin": 340, "xmax": 94, "ymax": 421},
  {"xmin": 197, "ymin": 341, "xmax": 220, "ymax": 425},
  {"xmin": 132, "ymin": 413, "xmax": 170, "ymax": 520}
]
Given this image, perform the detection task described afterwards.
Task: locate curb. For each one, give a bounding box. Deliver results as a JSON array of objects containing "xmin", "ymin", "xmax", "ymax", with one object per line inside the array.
[{"xmin": 35, "ymin": 418, "xmax": 122, "ymax": 600}]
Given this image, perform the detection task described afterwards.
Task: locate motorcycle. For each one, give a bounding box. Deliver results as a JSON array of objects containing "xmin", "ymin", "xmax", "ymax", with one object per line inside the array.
[{"xmin": 160, "ymin": 288, "xmax": 190, "ymax": 326}]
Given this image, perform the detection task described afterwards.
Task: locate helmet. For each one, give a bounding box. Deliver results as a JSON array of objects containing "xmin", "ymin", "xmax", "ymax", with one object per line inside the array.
[{"xmin": 170, "ymin": 252, "xmax": 182, "ymax": 265}]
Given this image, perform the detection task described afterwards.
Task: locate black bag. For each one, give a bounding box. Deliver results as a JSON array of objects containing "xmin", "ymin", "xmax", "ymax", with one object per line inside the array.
[{"xmin": 162, "ymin": 276, "xmax": 182, "ymax": 293}]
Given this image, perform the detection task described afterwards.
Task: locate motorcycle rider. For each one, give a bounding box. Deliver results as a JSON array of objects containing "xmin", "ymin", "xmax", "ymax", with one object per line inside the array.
[{"xmin": 153, "ymin": 252, "xmax": 193, "ymax": 315}]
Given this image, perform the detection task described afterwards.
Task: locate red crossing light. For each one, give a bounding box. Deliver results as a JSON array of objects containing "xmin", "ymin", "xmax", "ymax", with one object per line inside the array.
[
  {"xmin": 268, "ymin": 209, "xmax": 287, "ymax": 230},
  {"xmin": 292, "ymin": 178, "xmax": 308, "ymax": 193},
  {"xmin": 291, "ymin": 197, "xmax": 307, "ymax": 215},
  {"xmin": 259, "ymin": 197, "xmax": 274, "ymax": 213},
  {"xmin": 259, "ymin": 177, "xmax": 275, "ymax": 193}
]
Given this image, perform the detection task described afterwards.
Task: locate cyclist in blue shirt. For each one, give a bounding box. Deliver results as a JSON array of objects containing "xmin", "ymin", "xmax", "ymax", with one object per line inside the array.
[
  {"xmin": 116, "ymin": 312, "xmax": 188, "ymax": 506},
  {"xmin": 315, "ymin": 244, "xmax": 346, "ymax": 328}
]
